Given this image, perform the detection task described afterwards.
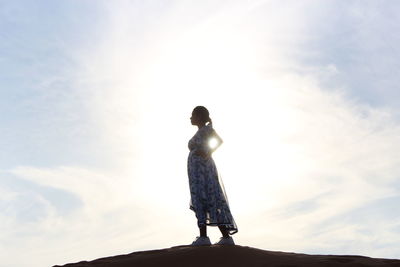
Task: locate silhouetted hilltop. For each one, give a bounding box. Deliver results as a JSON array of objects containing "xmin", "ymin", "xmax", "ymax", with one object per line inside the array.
[{"xmin": 53, "ymin": 245, "xmax": 400, "ymax": 267}]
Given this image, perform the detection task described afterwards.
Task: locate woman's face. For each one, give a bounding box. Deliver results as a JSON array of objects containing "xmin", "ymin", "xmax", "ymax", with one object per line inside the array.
[{"xmin": 190, "ymin": 111, "xmax": 201, "ymax": 125}]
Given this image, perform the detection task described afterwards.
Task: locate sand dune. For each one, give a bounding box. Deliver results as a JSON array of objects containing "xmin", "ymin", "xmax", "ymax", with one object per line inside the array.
[{"xmin": 53, "ymin": 245, "xmax": 400, "ymax": 267}]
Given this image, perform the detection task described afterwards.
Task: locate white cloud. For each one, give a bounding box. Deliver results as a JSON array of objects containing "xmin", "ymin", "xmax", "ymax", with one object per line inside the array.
[
  {"xmin": 226, "ymin": 75, "xmax": 400, "ymax": 257},
  {"xmin": 1, "ymin": 165, "xmax": 191, "ymax": 267}
]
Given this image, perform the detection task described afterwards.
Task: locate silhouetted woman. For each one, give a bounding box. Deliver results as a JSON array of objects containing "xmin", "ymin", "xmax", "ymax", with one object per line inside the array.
[{"xmin": 188, "ymin": 106, "xmax": 238, "ymax": 246}]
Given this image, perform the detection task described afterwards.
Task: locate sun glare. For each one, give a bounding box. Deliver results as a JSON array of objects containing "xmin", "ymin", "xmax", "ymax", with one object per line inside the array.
[
  {"xmin": 131, "ymin": 12, "xmax": 302, "ymax": 219},
  {"xmin": 209, "ymin": 137, "xmax": 218, "ymax": 149}
]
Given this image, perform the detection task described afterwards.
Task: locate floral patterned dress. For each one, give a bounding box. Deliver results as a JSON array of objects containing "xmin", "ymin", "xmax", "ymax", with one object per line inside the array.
[{"xmin": 187, "ymin": 123, "xmax": 238, "ymax": 235}]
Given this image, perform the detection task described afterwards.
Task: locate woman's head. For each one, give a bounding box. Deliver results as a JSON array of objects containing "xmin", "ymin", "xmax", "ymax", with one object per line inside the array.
[{"xmin": 191, "ymin": 106, "xmax": 211, "ymax": 126}]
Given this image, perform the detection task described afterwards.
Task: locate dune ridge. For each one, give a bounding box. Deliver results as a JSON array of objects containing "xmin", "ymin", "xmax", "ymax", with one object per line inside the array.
[{"xmin": 53, "ymin": 245, "xmax": 400, "ymax": 267}]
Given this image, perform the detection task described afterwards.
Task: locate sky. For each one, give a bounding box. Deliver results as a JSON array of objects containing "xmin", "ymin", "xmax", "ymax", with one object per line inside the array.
[{"xmin": 1, "ymin": 1, "xmax": 400, "ymax": 266}]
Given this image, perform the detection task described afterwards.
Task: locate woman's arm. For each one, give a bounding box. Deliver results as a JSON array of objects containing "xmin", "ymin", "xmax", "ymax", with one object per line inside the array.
[
  {"xmin": 195, "ymin": 129, "xmax": 223, "ymax": 158},
  {"xmin": 209, "ymin": 129, "xmax": 223, "ymax": 153}
]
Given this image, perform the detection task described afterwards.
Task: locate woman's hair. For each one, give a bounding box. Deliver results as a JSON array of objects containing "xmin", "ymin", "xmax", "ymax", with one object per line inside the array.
[{"xmin": 193, "ymin": 106, "xmax": 212, "ymax": 124}]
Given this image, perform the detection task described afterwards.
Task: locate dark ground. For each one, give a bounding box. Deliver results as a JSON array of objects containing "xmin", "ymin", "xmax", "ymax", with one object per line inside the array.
[{"xmin": 53, "ymin": 245, "xmax": 400, "ymax": 267}]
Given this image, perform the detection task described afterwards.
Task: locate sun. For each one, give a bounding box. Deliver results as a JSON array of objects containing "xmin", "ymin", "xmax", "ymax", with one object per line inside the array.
[{"xmin": 209, "ymin": 137, "xmax": 219, "ymax": 150}]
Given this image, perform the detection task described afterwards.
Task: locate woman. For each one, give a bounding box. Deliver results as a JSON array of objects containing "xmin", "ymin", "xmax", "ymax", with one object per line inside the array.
[{"xmin": 188, "ymin": 106, "xmax": 238, "ymax": 246}]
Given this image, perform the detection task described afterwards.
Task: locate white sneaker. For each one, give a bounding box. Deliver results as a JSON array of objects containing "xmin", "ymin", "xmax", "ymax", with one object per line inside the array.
[
  {"xmin": 191, "ymin": 236, "xmax": 211, "ymax": 246},
  {"xmin": 213, "ymin": 236, "xmax": 235, "ymax": 245}
]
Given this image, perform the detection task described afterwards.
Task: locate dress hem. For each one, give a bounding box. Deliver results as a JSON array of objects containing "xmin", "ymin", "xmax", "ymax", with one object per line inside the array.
[{"xmin": 190, "ymin": 206, "xmax": 238, "ymax": 235}]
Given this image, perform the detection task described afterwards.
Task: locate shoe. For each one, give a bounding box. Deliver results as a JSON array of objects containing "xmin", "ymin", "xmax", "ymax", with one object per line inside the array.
[
  {"xmin": 213, "ymin": 236, "xmax": 235, "ymax": 245},
  {"xmin": 191, "ymin": 236, "xmax": 211, "ymax": 246}
]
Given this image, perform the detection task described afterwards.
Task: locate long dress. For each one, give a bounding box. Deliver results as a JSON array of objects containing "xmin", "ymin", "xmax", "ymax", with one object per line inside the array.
[{"xmin": 187, "ymin": 123, "xmax": 238, "ymax": 235}]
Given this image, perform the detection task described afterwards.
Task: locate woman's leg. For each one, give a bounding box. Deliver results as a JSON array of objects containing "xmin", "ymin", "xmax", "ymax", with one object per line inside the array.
[
  {"xmin": 200, "ymin": 225, "xmax": 207, "ymax": 237},
  {"xmin": 218, "ymin": 225, "xmax": 229, "ymax": 238}
]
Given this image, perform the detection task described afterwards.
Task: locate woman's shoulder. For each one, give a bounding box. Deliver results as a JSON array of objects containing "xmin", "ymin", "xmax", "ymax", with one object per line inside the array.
[
  {"xmin": 203, "ymin": 123, "xmax": 214, "ymax": 130},
  {"xmin": 196, "ymin": 123, "xmax": 213, "ymax": 135},
  {"xmin": 205, "ymin": 124, "xmax": 217, "ymax": 136}
]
